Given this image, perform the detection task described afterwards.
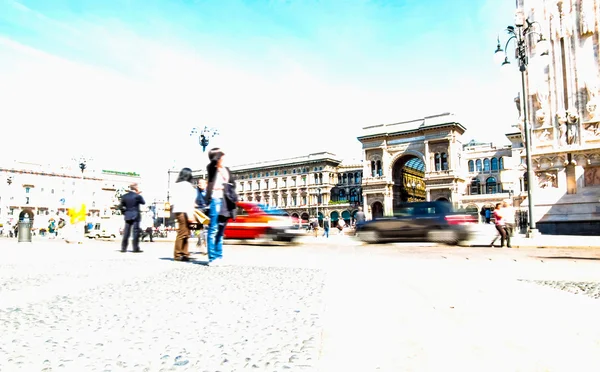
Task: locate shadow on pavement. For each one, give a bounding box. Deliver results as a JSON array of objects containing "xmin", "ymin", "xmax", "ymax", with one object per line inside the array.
[{"xmin": 159, "ymin": 257, "xmax": 210, "ymax": 266}]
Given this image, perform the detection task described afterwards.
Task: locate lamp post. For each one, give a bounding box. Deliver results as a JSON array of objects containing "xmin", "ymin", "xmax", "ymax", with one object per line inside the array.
[
  {"xmin": 494, "ymin": 10, "xmax": 548, "ymax": 238},
  {"xmin": 190, "ymin": 126, "xmax": 219, "ymax": 152},
  {"xmin": 410, "ymin": 181, "xmax": 417, "ymax": 202}
]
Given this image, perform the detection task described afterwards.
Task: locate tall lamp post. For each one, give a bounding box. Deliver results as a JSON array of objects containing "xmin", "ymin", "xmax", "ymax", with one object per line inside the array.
[
  {"xmin": 494, "ymin": 10, "xmax": 549, "ymax": 238},
  {"xmin": 190, "ymin": 126, "xmax": 219, "ymax": 152}
]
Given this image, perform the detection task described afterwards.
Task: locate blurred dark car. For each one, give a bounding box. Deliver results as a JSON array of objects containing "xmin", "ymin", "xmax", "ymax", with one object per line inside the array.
[
  {"xmin": 355, "ymin": 201, "xmax": 476, "ymax": 245},
  {"xmin": 224, "ymin": 202, "xmax": 305, "ymax": 242}
]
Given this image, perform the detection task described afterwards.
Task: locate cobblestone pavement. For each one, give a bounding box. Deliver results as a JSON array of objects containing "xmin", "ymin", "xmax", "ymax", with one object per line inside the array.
[{"xmin": 3, "ymin": 238, "xmax": 600, "ymax": 371}]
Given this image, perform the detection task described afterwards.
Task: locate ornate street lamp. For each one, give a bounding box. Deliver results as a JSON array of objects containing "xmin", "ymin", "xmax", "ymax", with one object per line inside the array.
[
  {"xmin": 494, "ymin": 9, "xmax": 548, "ymax": 238},
  {"xmin": 410, "ymin": 181, "xmax": 417, "ymax": 201},
  {"xmin": 190, "ymin": 126, "xmax": 219, "ymax": 152}
]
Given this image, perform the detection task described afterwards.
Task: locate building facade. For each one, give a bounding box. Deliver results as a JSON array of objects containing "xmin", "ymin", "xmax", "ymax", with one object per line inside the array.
[
  {"xmin": 357, "ymin": 113, "xmax": 469, "ymax": 219},
  {"xmin": 0, "ymin": 161, "xmax": 141, "ymax": 229},
  {"xmin": 188, "ymin": 153, "xmax": 363, "ymax": 225},
  {"xmin": 511, "ymin": 0, "xmax": 600, "ymax": 234}
]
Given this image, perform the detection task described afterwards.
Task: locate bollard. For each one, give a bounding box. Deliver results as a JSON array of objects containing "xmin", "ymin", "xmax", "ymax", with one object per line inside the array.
[{"xmin": 17, "ymin": 221, "xmax": 32, "ymax": 243}]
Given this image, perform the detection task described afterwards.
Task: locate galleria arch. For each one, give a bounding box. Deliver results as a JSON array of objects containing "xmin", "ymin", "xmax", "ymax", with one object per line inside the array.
[{"xmin": 357, "ymin": 113, "xmax": 468, "ymax": 218}]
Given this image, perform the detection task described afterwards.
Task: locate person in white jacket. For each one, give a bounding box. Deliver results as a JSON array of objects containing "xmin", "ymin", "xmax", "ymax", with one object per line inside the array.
[{"xmin": 170, "ymin": 168, "xmax": 197, "ymax": 261}]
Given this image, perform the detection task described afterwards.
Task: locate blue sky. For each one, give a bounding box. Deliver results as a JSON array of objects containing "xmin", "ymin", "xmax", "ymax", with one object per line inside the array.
[{"xmin": 0, "ymin": 0, "xmax": 519, "ymax": 200}]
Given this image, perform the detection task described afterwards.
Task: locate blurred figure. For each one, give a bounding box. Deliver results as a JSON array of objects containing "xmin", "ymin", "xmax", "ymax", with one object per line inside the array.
[
  {"xmin": 311, "ymin": 219, "xmax": 319, "ymax": 237},
  {"xmin": 355, "ymin": 206, "xmax": 366, "ymax": 224},
  {"xmin": 119, "ymin": 183, "xmax": 145, "ymax": 252},
  {"xmin": 322, "ymin": 216, "xmax": 330, "ymax": 238},
  {"xmin": 502, "ymin": 200, "xmax": 515, "ymax": 243},
  {"xmin": 171, "ymin": 168, "xmax": 197, "ymax": 261},
  {"xmin": 140, "ymin": 212, "xmax": 154, "ymax": 242},
  {"xmin": 490, "ymin": 202, "xmax": 510, "ymax": 248},
  {"xmin": 205, "ymin": 148, "xmax": 238, "ymax": 266},
  {"xmin": 195, "ymin": 178, "xmax": 208, "ymax": 254}
]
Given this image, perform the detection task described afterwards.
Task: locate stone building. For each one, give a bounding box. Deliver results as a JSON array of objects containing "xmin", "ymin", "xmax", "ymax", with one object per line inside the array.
[
  {"xmin": 458, "ymin": 140, "xmax": 516, "ymax": 221},
  {"xmin": 511, "ymin": 0, "xmax": 600, "ymax": 234},
  {"xmin": 0, "ymin": 161, "xmax": 141, "ymax": 229},
  {"xmin": 357, "ymin": 113, "xmax": 468, "ymax": 219},
  {"xmin": 189, "ymin": 152, "xmax": 363, "ymax": 226}
]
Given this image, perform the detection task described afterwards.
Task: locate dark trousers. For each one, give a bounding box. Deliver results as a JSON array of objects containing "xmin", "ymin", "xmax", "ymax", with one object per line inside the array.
[
  {"xmin": 141, "ymin": 227, "xmax": 153, "ymax": 242},
  {"xmin": 491, "ymin": 224, "xmax": 510, "ymax": 247},
  {"xmin": 122, "ymin": 220, "xmax": 141, "ymax": 251}
]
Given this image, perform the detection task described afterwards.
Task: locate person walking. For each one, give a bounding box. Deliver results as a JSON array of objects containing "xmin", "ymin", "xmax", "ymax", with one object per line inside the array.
[
  {"xmin": 170, "ymin": 168, "xmax": 197, "ymax": 261},
  {"xmin": 501, "ymin": 200, "xmax": 514, "ymax": 248},
  {"xmin": 205, "ymin": 148, "xmax": 238, "ymax": 267},
  {"xmin": 490, "ymin": 202, "xmax": 507, "ymax": 248},
  {"xmin": 140, "ymin": 211, "xmax": 154, "ymax": 242},
  {"xmin": 195, "ymin": 178, "xmax": 208, "ymax": 253},
  {"xmin": 119, "ymin": 183, "xmax": 146, "ymax": 253},
  {"xmin": 322, "ymin": 216, "xmax": 330, "ymax": 238},
  {"xmin": 355, "ymin": 206, "xmax": 366, "ymax": 224}
]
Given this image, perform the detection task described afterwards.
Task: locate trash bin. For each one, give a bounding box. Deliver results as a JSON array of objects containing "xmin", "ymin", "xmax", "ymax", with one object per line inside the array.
[{"xmin": 18, "ymin": 221, "xmax": 32, "ymax": 243}]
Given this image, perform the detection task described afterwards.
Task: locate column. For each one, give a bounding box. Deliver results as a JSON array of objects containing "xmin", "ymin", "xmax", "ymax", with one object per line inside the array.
[
  {"xmin": 363, "ymin": 193, "xmax": 369, "ymax": 220},
  {"xmin": 383, "ymin": 185, "xmax": 393, "ymax": 216},
  {"xmin": 424, "ymin": 140, "xmax": 430, "ymax": 174},
  {"xmin": 426, "ymin": 189, "xmax": 431, "ymax": 201}
]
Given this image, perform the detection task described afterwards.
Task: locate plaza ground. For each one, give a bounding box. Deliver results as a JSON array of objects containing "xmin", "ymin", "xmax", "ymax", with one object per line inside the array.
[{"xmin": 2, "ymin": 237, "xmax": 600, "ymax": 371}]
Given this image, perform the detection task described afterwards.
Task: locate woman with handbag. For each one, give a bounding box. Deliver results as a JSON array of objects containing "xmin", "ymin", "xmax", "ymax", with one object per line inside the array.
[
  {"xmin": 170, "ymin": 167, "xmax": 197, "ymax": 261},
  {"xmin": 205, "ymin": 148, "xmax": 238, "ymax": 267}
]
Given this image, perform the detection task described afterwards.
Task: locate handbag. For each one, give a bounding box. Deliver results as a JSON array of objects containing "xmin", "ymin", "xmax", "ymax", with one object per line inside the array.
[{"xmin": 193, "ymin": 209, "xmax": 210, "ymax": 226}]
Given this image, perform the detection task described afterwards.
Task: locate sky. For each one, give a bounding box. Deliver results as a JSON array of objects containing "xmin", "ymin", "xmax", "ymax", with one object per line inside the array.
[{"xmin": 0, "ymin": 0, "xmax": 521, "ymax": 200}]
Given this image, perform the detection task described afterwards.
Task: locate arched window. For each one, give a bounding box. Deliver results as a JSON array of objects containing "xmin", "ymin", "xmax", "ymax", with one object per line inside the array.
[
  {"xmin": 348, "ymin": 173, "xmax": 353, "ymax": 184},
  {"xmin": 470, "ymin": 179, "xmax": 480, "ymax": 195},
  {"xmin": 339, "ymin": 189, "xmax": 346, "ymax": 200},
  {"xmin": 486, "ymin": 176, "xmax": 497, "ymax": 194},
  {"xmin": 376, "ymin": 160, "xmax": 382, "ymax": 176},
  {"xmin": 499, "ymin": 157, "xmax": 504, "ymax": 170},
  {"xmin": 371, "ymin": 161, "xmax": 376, "ymax": 177},
  {"xmin": 476, "ymin": 159, "xmax": 482, "ymax": 172},
  {"xmin": 483, "ymin": 158, "xmax": 491, "ymax": 172},
  {"xmin": 468, "ymin": 160, "xmax": 474, "ymax": 173},
  {"xmin": 435, "ymin": 153, "xmax": 441, "ymax": 171},
  {"xmin": 491, "ymin": 158, "xmax": 498, "ymax": 172},
  {"xmin": 355, "ymin": 172, "xmax": 360, "ymax": 184},
  {"xmin": 342, "ymin": 174, "xmax": 347, "ymax": 183},
  {"xmin": 441, "ymin": 153, "xmax": 448, "ymax": 170},
  {"xmin": 349, "ymin": 189, "xmax": 359, "ymax": 202}
]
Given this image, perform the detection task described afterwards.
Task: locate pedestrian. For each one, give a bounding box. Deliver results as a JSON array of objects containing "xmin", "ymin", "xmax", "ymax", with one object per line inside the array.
[
  {"xmin": 502, "ymin": 200, "xmax": 515, "ymax": 247},
  {"xmin": 355, "ymin": 206, "xmax": 366, "ymax": 224},
  {"xmin": 485, "ymin": 208, "xmax": 491, "ymax": 224},
  {"xmin": 322, "ymin": 216, "xmax": 330, "ymax": 238},
  {"xmin": 119, "ymin": 183, "xmax": 146, "ymax": 253},
  {"xmin": 205, "ymin": 148, "xmax": 238, "ymax": 267},
  {"xmin": 312, "ymin": 219, "xmax": 319, "ymax": 237},
  {"xmin": 140, "ymin": 212, "xmax": 154, "ymax": 242},
  {"xmin": 195, "ymin": 178, "xmax": 208, "ymax": 253},
  {"xmin": 490, "ymin": 202, "xmax": 508, "ymax": 248},
  {"xmin": 170, "ymin": 168, "xmax": 197, "ymax": 261}
]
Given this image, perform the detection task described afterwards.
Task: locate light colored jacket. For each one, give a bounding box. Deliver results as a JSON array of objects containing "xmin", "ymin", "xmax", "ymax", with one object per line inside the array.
[{"xmin": 171, "ymin": 181, "xmax": 197, "ymax": 217}]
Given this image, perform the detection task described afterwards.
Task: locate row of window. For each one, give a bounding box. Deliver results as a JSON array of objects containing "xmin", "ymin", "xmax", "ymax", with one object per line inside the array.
[
  {"xmin": 240, "ymin": 166, "xmax": 325, "ymax": 179},
  {"xmin": 469, "ymin": 177, "xmax": 502, "ymax": 195},
  {"xmin": 468, "ymin": 157, "xmax": 504, "ymax": 173}
]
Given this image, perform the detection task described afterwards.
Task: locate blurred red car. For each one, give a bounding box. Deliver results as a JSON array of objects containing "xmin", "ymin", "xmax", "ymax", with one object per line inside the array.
[{"xmin": 224, "ymin": 202, "xmax": 305, "ymax": 242}]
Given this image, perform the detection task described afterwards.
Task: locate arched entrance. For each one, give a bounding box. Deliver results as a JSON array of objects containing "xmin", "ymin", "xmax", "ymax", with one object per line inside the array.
[
  {"xmin": 341, "ymin": 210, "xmax": 351, "ymax": 224},
  {"xmin": 300, "ymin": 212, "xmax": 309, "ymax": 222},
  {"xmin": 19, "ymin": 208, "xmax": 34, "ymax": 222},
  {"xmin": 371, "ymin": 202, "xmax": 384, "ymax": 219},
  {"xmin": 392, "ymin": 155, "xmax": 426, "ymax": 210},
  {"xmin": 330, "ymin": 211, "xmax": 339, "ymax": 227},
  {"xmin": 436, "ymin": 197, "xmax": 450, "ymax": 202}
]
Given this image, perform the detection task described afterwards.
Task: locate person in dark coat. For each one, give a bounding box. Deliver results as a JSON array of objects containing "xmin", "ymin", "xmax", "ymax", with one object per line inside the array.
[
  {"xmin": 204, "ymin": 148, "xmax": 238, "ymax": 266},
  {"xmin": 119, "ymin": 183, "xmax": 145, "ymax": 252}
]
